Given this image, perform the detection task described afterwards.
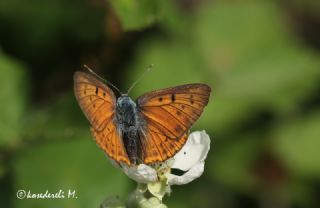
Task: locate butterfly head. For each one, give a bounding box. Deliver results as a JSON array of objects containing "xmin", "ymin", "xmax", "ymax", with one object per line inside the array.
[
  {"xmin": 116, "ymin": 95, "xmax": 137, "ymax": 126},
  {"xmin": 117, "ymin": 94, "xmax": 135, "ymax": 108}
]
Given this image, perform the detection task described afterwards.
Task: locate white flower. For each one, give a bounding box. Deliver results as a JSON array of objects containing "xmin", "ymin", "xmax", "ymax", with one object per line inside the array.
[
  {"xmin": 165, "ymin": 130, "xmax": 210, "ymax": 185},
  {"xmin": 121, "ymin": 130, "xmax": 211, "ymax": 185},
  {"xmin": 122, "ymin": 164, "xmax": 157, "ymax": 184}
]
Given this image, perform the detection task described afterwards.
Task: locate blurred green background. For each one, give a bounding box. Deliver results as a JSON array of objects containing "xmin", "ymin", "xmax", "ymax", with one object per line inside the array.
[{"xmin": 1, "ymin": 0, "xmax": 320, "ymax": 207}]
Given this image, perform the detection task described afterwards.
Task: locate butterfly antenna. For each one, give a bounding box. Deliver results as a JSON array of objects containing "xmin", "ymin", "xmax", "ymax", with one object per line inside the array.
[
  {"xmin": 83, "ymin": 65, "xmax": 122, "ymax": 95},
  {"xmin": 127, "ymin": 64, "xmax": 154, "ymax": 95}
]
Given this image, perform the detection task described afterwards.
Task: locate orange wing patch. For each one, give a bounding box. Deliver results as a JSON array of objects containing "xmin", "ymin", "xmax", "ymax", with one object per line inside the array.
[{"xmin": 91, "ymin": 122, "xmax": 130, "ymax": 165}]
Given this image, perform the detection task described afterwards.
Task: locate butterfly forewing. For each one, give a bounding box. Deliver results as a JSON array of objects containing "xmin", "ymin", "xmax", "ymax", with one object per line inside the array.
[
  {"xmin": 73, "ymin": 71, "xmax": 130, "ymax": 165},
  {"xmin": 74, "ymin": 71, "xmax": 116, "ymax": 131},
  {"xmin": 137, "ymin": 84, "xmax": 211, "ymax": 164}
]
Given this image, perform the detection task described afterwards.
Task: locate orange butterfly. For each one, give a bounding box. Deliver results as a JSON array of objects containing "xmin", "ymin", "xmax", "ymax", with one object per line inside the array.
[{"xmin": 73, "ymin": 69, "xmax": 211, "ymax": 166}]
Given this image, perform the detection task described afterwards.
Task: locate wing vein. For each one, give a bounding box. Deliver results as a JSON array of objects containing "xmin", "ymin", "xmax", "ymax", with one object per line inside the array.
[
  {"xmin": 149, "ymin": 131, "xmax": 164, "ymax": 161},
  {"xmin": 158, "ymin": 106, "xmax": 188, "ymax": 129},
  {"xmin": 142, "ymin": 115, "xmax": 179, "ymax": 138},
  {"xmin": 143, "ymin": 102, "xmax": 203, "ymax": 111},
  {"xmin": 167, "ymin": 104, "xmax": 197, "ymax": 121}
]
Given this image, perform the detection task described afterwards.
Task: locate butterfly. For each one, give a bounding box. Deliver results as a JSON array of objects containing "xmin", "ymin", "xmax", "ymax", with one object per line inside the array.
[{"xmin": 73, "ymin": 69, "xmax": 211, "ymax": 166}]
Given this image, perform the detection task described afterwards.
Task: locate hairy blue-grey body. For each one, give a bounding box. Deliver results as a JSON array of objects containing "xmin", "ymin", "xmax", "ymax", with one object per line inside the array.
[{"xmin": 116, "ymin": 95, "xmax": 142, "ymax": 164}]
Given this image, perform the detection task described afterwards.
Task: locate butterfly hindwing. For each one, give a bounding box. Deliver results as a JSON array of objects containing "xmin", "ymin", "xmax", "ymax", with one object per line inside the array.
[
  {"xmin": 74, "ymin": 71, "xmax": 130, "ymax": 165},
  {"xmin": 139, "ymin": 127, "xmax": 189, "ymax": 164},
  {"xmin": 137, "ymin": 84, "xmax": 211, "ymax": 164},
  {"xmin": 91, "ymin": 123, "xmax": 130, "ymax": 165}
]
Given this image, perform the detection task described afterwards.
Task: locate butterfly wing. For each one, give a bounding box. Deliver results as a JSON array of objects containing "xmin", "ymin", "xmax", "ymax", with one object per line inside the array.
[
  {"xmin": 91, "ymin": 123, "xmax": 130, "ymax": 165},
  {"xmin": 137, "ymin": 84, "xmax": 211, "ymax": 164},
  {"xmin": 73, "ymin": 71, "xmax": 130, "ymax": 165}
]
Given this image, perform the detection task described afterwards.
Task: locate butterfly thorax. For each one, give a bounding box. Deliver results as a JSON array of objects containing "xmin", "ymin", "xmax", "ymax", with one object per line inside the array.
[
  {"xmin": 116, "ymin": 95, "xmax": 141, "ymax": 164},
  {"xmin": 116, "ymin": 95, "xmax": 139, "ymax": 128}
]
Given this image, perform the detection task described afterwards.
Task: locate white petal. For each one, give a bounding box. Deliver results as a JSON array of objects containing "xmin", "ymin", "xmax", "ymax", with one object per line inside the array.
[
  {"xmin": 169, "ymin": 130, "xmax": 210, "ymax": 171},
  {"xmin": 166, "ymin": 162, "xmax": 204, "ymax": 185},
  {"xmin": 122, "ymin": 164, "xmax": 157, "ymax": 183}
]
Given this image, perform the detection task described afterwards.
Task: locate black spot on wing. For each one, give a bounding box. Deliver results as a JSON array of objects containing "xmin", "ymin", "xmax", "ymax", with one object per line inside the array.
[
  {"xmin": 190, "ymin": 95, "xmax": 194, "ymax": 104},
  {"xmin": 171, "ymin": 94, "xmax": 176, "ymax": 102},
  {"xmin": 174, "ymin": 125, "xmax": 183, "ymax": 133}
]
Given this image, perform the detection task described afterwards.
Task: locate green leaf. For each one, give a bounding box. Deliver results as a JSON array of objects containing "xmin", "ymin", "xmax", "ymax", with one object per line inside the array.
[
  {"xmin": 0, "ymin": 51, "xmax": 29, "ymax": 147},
  {"xmin": 208, "ymin": 135, "xmax": 262, "ymax": 192},
  {"xmin": 22, "ymin": 93, "xmax": 89, "ymax": 142},
  {"xmin": 271, "ymin": 112, "xmax": 320, "ymax": 178},
  {"xmin": 110, "ymin": 0, "xmax": 165, "ymax": 30}
]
